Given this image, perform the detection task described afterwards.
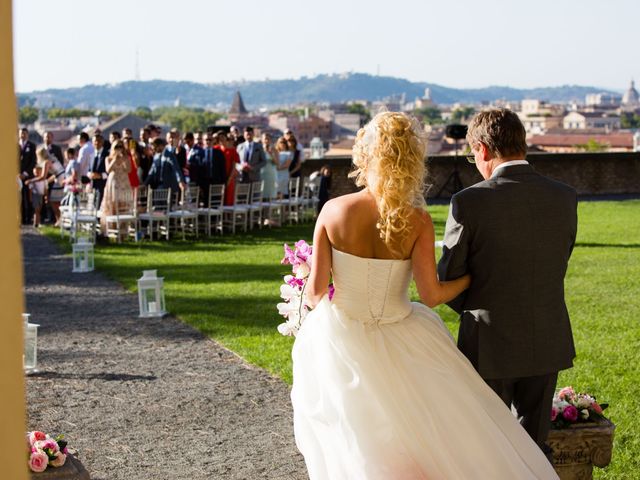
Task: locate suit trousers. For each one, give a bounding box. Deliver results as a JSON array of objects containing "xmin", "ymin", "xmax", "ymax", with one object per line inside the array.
[{"xmin": 484, "ymin": 373, "xmax": 558, "ymax": 458}]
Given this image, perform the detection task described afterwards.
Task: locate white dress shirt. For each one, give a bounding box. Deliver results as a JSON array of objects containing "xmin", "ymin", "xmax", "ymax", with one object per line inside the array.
[
  {"xmin": 491, "ymin": 160, "xmax": 529, "ymax": 178},
  {"xmin": 77, "ymin": 142, "xmax": 95, "ymax": 177}
]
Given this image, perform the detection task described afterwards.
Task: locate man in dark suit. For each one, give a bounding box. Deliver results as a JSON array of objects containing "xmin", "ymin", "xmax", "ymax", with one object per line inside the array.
[
  {"xmin": 88, "ymin": 134, "xmax": 109, "ymax": 203},
  {"xmin": 437, "ymin": 108, "xmax": 577, "ymax": 459},
  {"xmin": 19, "ymin": 127, "xmax": 37, "ymax": 224},
  {"xmin": 145, "ymin": 138, "xmax": 186, "ymax": 194},
  {"xmin": 236, "ymin": 126, "xmax": 266, "ymax": 183}
]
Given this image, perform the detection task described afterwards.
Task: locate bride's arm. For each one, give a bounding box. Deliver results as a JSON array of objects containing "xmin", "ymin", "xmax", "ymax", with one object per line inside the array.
[
  {"xmin": 306, "ymin": 209, "xmax": 332, "ymax": 308},
  {"xmin": 412, "ymin": 211, "xmax": 470, "ymax": 308}
]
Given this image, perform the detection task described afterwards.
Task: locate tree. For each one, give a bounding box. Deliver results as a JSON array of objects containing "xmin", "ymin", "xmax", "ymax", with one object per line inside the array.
[
  {"xmin": 621, "ymin": 112, "xmax": 640, "ymax": 129},
  {"xmin": 47, "ymin": 107, "xmax": 94, "ymax": 119},
  {"xmin": 132, "ymin": 106, "xmax": 153, "ymax": 120},
  {"xmin": 415, "ymin": 106, "xmax": 443, "ymax": 125},
  {"xmin": 151, "ymin": 107, "xmax": 223, "ymax": 132},
  {"xmin": 347, "ymin": 103, "xmax": 371, "ymax": 123},
  {"xmin": 450, "ymin": 107, "xmax": 475, "ymax": 124},
  {"xmin": 574, "ymin": 138, "xmax": 609, "ymax": 152},
  {"xmin": 19, "ymin": 106, "xmax": 38, "ymax": 124}
]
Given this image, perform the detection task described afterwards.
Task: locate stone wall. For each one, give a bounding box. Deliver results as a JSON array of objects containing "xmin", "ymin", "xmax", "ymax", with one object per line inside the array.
[{"xmin": 301, "ymin": 152, "xmax": 640, "ymax": 199}]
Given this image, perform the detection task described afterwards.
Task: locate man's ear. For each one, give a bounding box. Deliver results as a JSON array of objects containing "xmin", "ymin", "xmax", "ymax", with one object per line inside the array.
[{"xmin": 478, "ymin": 142, "xmax": 491, "ymax": 162}]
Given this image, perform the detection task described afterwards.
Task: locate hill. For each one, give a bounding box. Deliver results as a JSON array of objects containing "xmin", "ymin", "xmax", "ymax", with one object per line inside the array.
[{"xmin": 17, "ymin": 73, "xmax": 615, "ymax": 110}]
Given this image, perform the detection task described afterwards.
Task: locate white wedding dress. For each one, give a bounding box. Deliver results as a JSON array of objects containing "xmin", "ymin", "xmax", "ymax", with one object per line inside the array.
[{"xmin": 291, "ymin": 248, "xmax": 559, "ymax": 480}]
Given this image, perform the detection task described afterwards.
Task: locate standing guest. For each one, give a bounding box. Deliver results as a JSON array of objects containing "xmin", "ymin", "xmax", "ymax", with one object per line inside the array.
[
  {"xmin": 94, "ymin": 128, "xmax": 110, "ymax": 152},
  {"xmin": 284, "ymin": 128, "xmax": 304, "ymax": 163},
  {"xmin": 108, "ymin": 131, "xmax": 122, "ymax": 150},
  {"xmin": 194, "ymin": 131, "xmax": 204, "ymax": 148},
  {"xmin": 100, "ymin": 140, "xmax": 132, "ymax": 234},
  {"xmin": 24, "ymin": 147, "xmax": 51, "ymax": 227},
  {"xmin": 168, "ymin": 128, "xmax": 188, "ymax": 177},
  {"xmin": 145, "ymin": 138, "xmax": 186, "ymax": 193},
  {"xmin": 275, "ymin": 136, "xmax": 292, "ymax": 198},
  {"xmin": 42, "ymin": 131, "xmax": 64, "ymax": 164},
  {"xmin": 45, "ymin": 144, "xmax": 66, "ymax": 226},
  {"xmin": 126, "ymin": 139, "xmax": 141, "ymax": 189},
  {"xmin": 18, "ymin": 127, "xmax": 37, "ymax": 224},
  {"xmin": 89, "ymin": 134, "xmax": 109, "ymax": 203},
  {"xmin": 76, "ymin": 131, "xmax": 95, "ymax": 185},
  {"xmin": 230, "ymin": 126, "xmax": 244, "ymax": 146},
  {"xmin": 317, "ymin": 165, "xmax": 332, "ymax": 213},
  {"xmin": 219, "ymin": 133, "xmax": 239, "ymax": 206},
  {"xmin": 260, "ymin": 132, "xmax": 278, "ymax": 200},
  {"xmin": 146, "ymin": 124, "xmax": 159, "ymax": 142},
  {"xmin": 122, "ymin": 128, "xmax": 133, "ymax": 144},
  {"xmin": 63, "ymin": 147, "xmax": 80, "ymax": 194},
  {"xmin": 287, "ymin": 136, "xmax": 302, "ymax": 179},
  {"xmin": 200, "ymin": 133, "xmax": 226, "ymax": 199},
  {"xmin": 184, "ymin": 132, "xmax": 205, "ymax": 202},
  {"xmin": 236, "ymin": 126, "xmax": 266, "ymax": 183},
  {"xmin": 139, "ymin": 127, "xmax": 151, "ymax": 147}
]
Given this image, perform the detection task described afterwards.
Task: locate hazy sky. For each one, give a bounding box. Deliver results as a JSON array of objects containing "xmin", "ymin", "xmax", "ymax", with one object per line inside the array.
[{"xmin": 13, "ymin": 0, "xmax": 640, "ymax": 93}]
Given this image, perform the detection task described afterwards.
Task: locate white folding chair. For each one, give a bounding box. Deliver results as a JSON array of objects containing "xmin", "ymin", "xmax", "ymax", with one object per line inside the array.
[
  {"xmin": 169, "ymin": 185, "xmax": 199, "ymax": 240},
  {"xmin": 222, "ymin": 183, "xmax": 251, "ymax": 234},
  {"xmin": 198, "ymin": 184, "xmax": 225, "ymax": 236},
  {"xmin": 138, "ymin": 187, "xmax": 171, "ymax": 240},
  {"xmin": 104, "ymin": 189, "xmax": 137, "ymax": 243},
  {"xmin": 248, "ymin": 181, "xmax": 264, "ymax": 229}
]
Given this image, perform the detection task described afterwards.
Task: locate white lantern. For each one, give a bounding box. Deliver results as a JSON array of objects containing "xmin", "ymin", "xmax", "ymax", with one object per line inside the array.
[
  {"xmin": 23, "ymin": 313, "xmax": 40, "ymax": 374},
  {"xmin": 72, "ymin": 237, "xmax": 94, "ymax": 273},
  {"xmin": 138, "ymin": 270, "xmax": 167, "ymax": 318}
]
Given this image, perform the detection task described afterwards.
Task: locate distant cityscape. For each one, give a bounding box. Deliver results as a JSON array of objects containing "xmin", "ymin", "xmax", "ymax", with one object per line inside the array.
[{"xmin": 17, "ymin": 74, "xmax": 640, "ymax": 157}]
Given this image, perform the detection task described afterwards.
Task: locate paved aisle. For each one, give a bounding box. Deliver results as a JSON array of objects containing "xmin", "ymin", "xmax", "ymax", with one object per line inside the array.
[{"xmin": 23, "ymin": 229, "xmax": 306, "ymax": 480}]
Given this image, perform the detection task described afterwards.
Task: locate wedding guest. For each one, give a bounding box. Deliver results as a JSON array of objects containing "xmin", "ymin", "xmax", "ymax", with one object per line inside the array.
[
  {"xmin": 275, "ymin": 136, "xmax": 292, "ymax": 198},
  {"xmin": 76, "ymin": 131, "xmax": 95, "ymax": 185},
  {"xmin": 24, "ymin": 147, "xmax": 51, "ymax": 227},
  {"xmin": 260, "ymin": 132, "xmax": 278, "ymax": 200},
  {"xmin": 218, "ymin": 133, "xmax": 239, "ymax": 206},
  {"xmin": 287, "ymin": 136, "xmax": 302, "ymax": 179},
  {"xmin": 126, "ymin": 138, "xmax": 140, "ymax": 189},
  {"xmin": 203, "ymin": 133, "xmax": 226, "ymax": 188},
  {"xmin": 145, "ymin": 138, "xmax": 186, "ymax": 193},
  {"xmin": 42, "ymin": 131, "xmax": 64, "ymax": 164},
  {"xmin": 284, "ymin": 128, "xmax": 305, "ymax": 163},
  {"xmin": 139, "ymin": 127, "xmax": 151, "ymax": 147},
  {"xmin": 122, "ymin": 128, "xmax": 133, "ymax": 144},
  {"xmin": 185, "ymin": 132, "xmax": 205, "ymax": 200},
  {"xmin": 236, "ymin": 126, "xmax": 266, "ymax": 183},
  {"xmin": 100, "ymin": 140, "xmax": 132, "ymax": 234},
  {"xmin": 89, "ymin": 134, "xmax": 108, "ymax": 203},
  {"xmin": 19, "ymin": 127, "xmax": 37, "ymax": 224},
  {"xmin": 230, "ymin": 126, "xmax": 244, "ymax": 146},
  {"xmin": 317, "ymin": 165, "xmax": 332, "ymax": 213},
  {"xmin": 45, "ymin": 143, "xmax": 67, "ymax": 226},
  {"xmin": 63, "ymin": 147, "xmax": 80, "ymax": 193},
  {"xmin": 194, "ymin": 131, "xmax": 204, "ymax": 148}
]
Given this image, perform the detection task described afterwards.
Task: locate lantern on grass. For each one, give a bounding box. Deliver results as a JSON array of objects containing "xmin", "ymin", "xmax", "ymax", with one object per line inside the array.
[
  {"xmin": 72, "ymin": 237, "xmax": 94, "ymax": 273},
  {"xmin": 23, "ymin": 313, "xmax": 40, "ymax": 374},
  {"xmin": 138, "ymin": 270, "xmax": 167, "ymax": 318}
]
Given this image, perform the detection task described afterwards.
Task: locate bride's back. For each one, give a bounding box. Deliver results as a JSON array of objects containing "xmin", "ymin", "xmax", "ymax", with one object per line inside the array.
[{"xmin": 322, "ymin": 189, "xmax": 422, "ymax": 261}]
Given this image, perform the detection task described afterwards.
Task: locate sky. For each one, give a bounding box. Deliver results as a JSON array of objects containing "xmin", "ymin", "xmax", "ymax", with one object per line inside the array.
[{"xmin": 12, "ymin": 0, "xmax": 640, "ymax": 93}]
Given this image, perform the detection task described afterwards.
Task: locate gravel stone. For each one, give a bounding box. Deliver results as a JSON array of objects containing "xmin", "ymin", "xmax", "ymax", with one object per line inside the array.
[{"xmin": 23, "ymin": 229, "xmax": 307, "ymax": 480}]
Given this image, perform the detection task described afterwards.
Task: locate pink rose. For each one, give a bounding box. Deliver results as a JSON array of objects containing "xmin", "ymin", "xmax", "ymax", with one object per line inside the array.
[
  {"xmin": 35, "ymin": 439, "xmax": 59, "ymax": 453},
  {"xmin": 558, "ymin": 386, "xmax": 575, "ymax": 401},
  {"xmin": 50, "ymin": 451, "xmax": 66, "ymax": 468},
  {"xmin": 29, "ymin": 451, "xmax": 49, "ymax": 473},
  {"xmin": 28, "ymin": 431, "xmax": 47, "ymax": 446},
  {"xmin": 550, "ymin": 406, "xmax": 559, "ymax": 421},
  {"xmin": 562, "ymin": 405, "xmax": 579, "ymax": 422}
]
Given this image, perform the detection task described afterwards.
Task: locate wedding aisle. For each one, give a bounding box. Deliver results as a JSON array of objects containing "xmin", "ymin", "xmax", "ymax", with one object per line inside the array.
[{"xmin": 22, "ymin": 228, "xmax": 306, "ymax": 480}]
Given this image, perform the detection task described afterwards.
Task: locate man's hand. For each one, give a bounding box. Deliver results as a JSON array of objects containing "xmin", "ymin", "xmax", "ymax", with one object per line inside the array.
[{"xmin": 89, "ymin": 172, "xmax": 101, "ymax": 180}]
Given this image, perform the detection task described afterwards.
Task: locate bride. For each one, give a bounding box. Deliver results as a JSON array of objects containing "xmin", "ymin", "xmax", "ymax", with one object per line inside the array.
[{"xmin": 290, "ymin": 112, "xmax": 558, "ymax": 479}]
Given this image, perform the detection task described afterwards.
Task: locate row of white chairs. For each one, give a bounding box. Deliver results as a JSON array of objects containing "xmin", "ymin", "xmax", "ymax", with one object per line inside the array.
[{"xmin": 60, "ymin": 176, "xmax": 319, "ymax": 243}]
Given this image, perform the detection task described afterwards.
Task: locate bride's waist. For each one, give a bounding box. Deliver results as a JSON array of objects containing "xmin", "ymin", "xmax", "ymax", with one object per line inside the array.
[{"xmin": 332, "ymin": 293, "xmax": 413, "ymax": 325}]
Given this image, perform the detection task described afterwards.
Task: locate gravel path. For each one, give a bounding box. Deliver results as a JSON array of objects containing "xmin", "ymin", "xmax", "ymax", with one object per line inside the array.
[{"xmin": 23, "ymin": 228, "xmax": 307, "ymax": 480}]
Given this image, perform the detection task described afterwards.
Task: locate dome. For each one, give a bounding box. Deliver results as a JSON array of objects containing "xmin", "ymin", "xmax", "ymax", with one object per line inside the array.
[{"xmin": 622, "ymin": 80, "xmax": 639, "ymax": 106}]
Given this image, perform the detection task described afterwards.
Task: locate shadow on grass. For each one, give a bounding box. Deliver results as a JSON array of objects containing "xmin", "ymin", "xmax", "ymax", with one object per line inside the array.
[{"xmin": 575, "ymin": 242, "xmax": 640, "ymax": 249}]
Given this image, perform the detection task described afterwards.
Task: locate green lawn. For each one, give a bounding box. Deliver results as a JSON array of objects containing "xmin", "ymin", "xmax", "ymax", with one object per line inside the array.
[{"xmin": 43, "ymin": 200, "xmax": 640, "ymax": 478}]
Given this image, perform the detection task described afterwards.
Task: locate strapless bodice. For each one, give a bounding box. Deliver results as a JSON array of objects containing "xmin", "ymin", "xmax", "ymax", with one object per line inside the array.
[{"xmin": 330, "ymin": 248, "xmax": 413, "ymax": 325}]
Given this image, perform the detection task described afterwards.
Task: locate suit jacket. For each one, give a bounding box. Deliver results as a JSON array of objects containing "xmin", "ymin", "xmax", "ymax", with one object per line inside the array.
[
  {"xmin": 145, "ymin": 148, "xmax": 185, "ymax": 192},
  {"xmin": 204, "ymin": 147, "xmax": 227, "ymax": 185},
  {"xmin": 437, "ymin": 163, "xmax": 577, "ymax": 379},
  {"xmin": 89, "ymin": 147, "xmax": 109, "ymax": 194},
  {"xmin": 236, "ymin": 141, "xmax": 266, "ymax": 182},
  {"xmin": 19, "ymin": 140, "xmax": 36, "ymax": 178},
  {"xmin": 187, "ymin": 145, "xmax": 205, "ymax": 184}
]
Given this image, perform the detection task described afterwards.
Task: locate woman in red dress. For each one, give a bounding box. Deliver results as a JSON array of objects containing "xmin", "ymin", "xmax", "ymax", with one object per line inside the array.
[
  {"xmin": 126, "ymin": 139, "xmax": 140, "ymax": 189},
  {"xmin": 218, "ymin": 133, "xmax": 239, "ymax": 205}
]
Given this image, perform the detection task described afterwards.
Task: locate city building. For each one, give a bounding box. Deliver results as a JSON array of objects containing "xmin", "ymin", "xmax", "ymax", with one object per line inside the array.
[
  {"xmin": 563, "ymin": 111, "xmax": 621, "ymax": 131},
  {"xmin": 528, "ymin": 132, "xmax": 634, "ymax": 153},
  {"xmin": 622, "ymin": 79, "xmax": 640, "ymax": 109}
]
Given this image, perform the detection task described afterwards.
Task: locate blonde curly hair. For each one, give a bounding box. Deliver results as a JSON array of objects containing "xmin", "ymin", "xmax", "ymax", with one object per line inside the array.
[{"xmin": 350, "ymin": 111, "xmax": 427, "ymax": 251}]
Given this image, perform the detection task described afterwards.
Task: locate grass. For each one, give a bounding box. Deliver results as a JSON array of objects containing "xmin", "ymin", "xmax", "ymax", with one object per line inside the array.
[{"xmin": 42, "ymin": 200, "xmax": 640, "ymax": 478}]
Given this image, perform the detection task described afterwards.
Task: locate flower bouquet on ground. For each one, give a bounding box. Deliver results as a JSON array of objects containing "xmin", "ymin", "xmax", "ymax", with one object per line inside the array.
[
  {"xmin": 551, "ymin": 386, "xmax": 608, "ymax": 429},
  {"xmin": 27, "ymin": 431, "xmax": 68, "ymax": 473},
  {"xmin": 276, "ymin": 240, "xmax": 334, "ymax": 337}
]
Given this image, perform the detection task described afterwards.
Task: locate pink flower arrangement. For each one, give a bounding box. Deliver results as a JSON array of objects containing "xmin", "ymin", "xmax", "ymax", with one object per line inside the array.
[
  {"xmin": 26, "ymin": 431, "xmax": 68, "ymax": 473},
  {"xmin": 551, "ymin": 386, "xmax": 608, "ymax": 429},
  {"xmin": 277, "ymin": 240, "xmax": 334, "ymax": 336}
]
